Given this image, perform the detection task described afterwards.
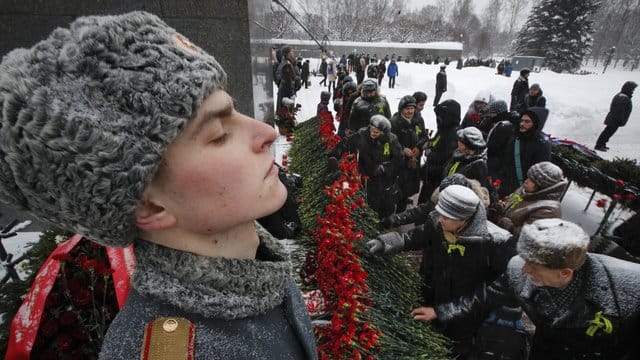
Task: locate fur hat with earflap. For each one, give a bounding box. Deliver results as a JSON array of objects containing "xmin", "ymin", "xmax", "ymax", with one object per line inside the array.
[
  {"xmin": 370, "ymin": 114, "xmax": 391, "ymax": 134},
  {"xmin": 0, "ymin": 12, "xmax": 227, "ymax": 247}
]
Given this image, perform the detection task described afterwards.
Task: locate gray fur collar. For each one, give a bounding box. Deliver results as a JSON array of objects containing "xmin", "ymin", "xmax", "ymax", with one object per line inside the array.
[{"xmin": 131, "ymin": 224, "xmax": 292, "ymax": 320}]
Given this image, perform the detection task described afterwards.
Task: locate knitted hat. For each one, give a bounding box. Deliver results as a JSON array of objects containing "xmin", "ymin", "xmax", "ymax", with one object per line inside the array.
[
  {"xmin": 488, "ymin": 100, "xmax": 508, "ymax": 115},
  {"xmin": 435, "ymin": 185, "xmax": 480, "ymax": 221},
  {"xmin": 439, "ymin": 173, "xmax": 470, "ymax": 191},
  {"xmin": 517, "ymin": 219, "xmax": 589, "ymax": 269},
  {"xmin": 527, "ymin": 162, "xmax": 564, "ymax": 189},
  {"xmin": 398, "ymin": 95, "xmax": 417, "ymax": 112},
  {"xmin": 0, "ymin": 12, "xmax": 227, "ymax": 247},
  {"xmin": 370, "ymin": 115, "xmax": 391, "ymax": 134},
  {"xmin": 457, "ymin": 127, "xmax": 486, "ymax": 150}
]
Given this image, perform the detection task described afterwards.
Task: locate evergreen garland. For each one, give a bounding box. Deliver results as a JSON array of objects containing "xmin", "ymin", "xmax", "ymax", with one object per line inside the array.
[{"xmin": 289, "ymin": 116, "xmax": 451, "ymax": 359}]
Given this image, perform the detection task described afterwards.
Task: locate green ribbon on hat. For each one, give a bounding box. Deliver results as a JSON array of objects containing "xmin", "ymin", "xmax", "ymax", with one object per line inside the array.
[
  {"xmin": 447, "ymin": 244, "xmax": 466, "ymax": 256},
  {"xmin": 585, "ymin": 311, "xmax": 613, "ymax": 336}
]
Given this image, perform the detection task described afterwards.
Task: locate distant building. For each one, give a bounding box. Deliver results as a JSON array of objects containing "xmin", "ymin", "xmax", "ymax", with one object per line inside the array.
[{"xmin": 511, "ymin": 56, "xmax": 545, "ymax": 72}]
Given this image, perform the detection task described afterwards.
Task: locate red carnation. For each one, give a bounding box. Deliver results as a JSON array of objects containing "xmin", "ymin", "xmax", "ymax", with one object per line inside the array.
[
  {"xmin": 56, "ymin": 334, "xmax": 73, "ymax": 351},
  {"xmin": 59, "ymin": 311, "xmax": 78, "ymax": 326},
  {"xmin": 596, "ymin": 198, "xmax": 608, "ymax": 208},
  {"xmin": 40, "ymin": 320, "xmax": 59, "ymax": 337},
  {"xmin": 71, "ymin": 288, "xmax": 93, "ymax": 307},
  {"xmin": 625, "ymin": 193, "xmax": 637, "ymax": 201},
  {"xmin": 613, "ymin": 193, "xmax": 622, "ymax": 201},
  {"xmin": 616, "ymin": 179, "xmax": 626, "ymax": 187}
]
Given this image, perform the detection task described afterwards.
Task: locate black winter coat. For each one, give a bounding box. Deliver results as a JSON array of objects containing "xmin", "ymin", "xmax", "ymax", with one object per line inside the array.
[
  {"xmin": 351, "ymin": 128, "xmax": 403, "ymax": 217},
  {"xmin": 390, "ymin": 113, "xmax": 422, "ymax": 198},
  {"xmin": 510, "ymin": 76, "xmax": 529, "ymax": 112},
  {"xmin": 442, "ymin": 150, "xmax": 489, "ymax": 188},
  {"xmin": 347, "ymin": 95, "xmax": 392, "ymax": 133},
  {"xmin": 521, "ymin": 92, "xmax": 546, "ymax": 114},
  {"xmin": 604, "ymin": 83, "xmax": 635, "ymax": 127},
  {"xmin": 437, "ymin": 254, "xmax": 640, "ymax": 360},
  {"xmin": 436, "ymin": 70, "xmax": 447, "ymax": 92},
  {"xmin": 424, "ymin": 101, "xmax": 460, "ymax": 184},
  {"xmin": 497, "ymin": 129, "xmax": 551, "ymax": 197},
  {"xmin": 401, "ymin": 207, "xmax": 518, "ymax": 341}
]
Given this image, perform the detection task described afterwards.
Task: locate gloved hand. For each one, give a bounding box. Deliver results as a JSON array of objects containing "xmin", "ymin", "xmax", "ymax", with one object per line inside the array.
[
  {"xmin": 375, "ymin": 164, "xmax": 385, "ymax": 175},
  {"xmin": 381, "ymin": 215, "xmax": 398, "ymax": 228},
  {"xmin": 327, "ymin": 157, "xmax": 339, "ymax": 172},
  {"xmin": 367, "ymin": 232, "xmax": 405, "ymax": 255}
]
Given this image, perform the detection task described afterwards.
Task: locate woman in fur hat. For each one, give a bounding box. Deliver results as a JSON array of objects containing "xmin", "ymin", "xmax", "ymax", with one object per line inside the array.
[
  {"xmin": 442, "ymin": 127, "xmax": 489, "ymax": 188},
  {"xmin": 0, "ymin": 12, "xmax": 317, "ymax": 359},
  {"xmin": 493, "ymin": 161, "xmax": 568, "ymax": 237}
]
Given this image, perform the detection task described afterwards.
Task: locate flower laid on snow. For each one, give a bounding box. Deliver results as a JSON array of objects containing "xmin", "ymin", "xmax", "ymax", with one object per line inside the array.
[{"xmin": 596, "ymin": 198, "xmax": 608, "ymax": 208}]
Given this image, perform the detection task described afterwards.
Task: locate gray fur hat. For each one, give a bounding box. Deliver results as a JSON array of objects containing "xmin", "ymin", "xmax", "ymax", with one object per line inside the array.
[
  {"xmin": 0, "ymin": 12, "xmax": 227, "ymax": 247},
  {"xmin": 370, "ymin": 114, "xmax": 391, "ymax": 134},
  {"xmin": 527, "ymin": 161, "xmax": 563, "ymax": 189},
  {"xmin": 517, "ymin": 219, "xmax": 589, "ymax": 269}
]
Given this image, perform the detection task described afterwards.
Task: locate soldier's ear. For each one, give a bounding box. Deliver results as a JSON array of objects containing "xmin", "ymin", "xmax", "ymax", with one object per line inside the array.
[{"xmin": 135, "ymin": 186, "xmax": 176, "ymax": 231}]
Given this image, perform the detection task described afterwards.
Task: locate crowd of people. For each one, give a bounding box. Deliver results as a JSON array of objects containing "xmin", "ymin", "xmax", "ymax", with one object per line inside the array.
[{"xmin": 283, "ymin": 44, "xmax": 640, "ymax": 359}]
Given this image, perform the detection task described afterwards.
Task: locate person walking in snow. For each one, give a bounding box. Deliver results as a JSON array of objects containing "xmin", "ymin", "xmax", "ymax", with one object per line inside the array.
[
  {"xmin": 369, "ymin": 185, "xmax": 523, "ymax": 359},
  {"xmin": 433, "ymin": 64, "xmax": 447, "ymax": 106},
  {"xmin": 490, "ymin": 162, "xmax": 568, "ymax": 238},
  {"xmin": 415, "ymin": 218, "xmax": 640, "ymax": 360},
  {"xmin": 376, "ymin": 59, "xmax": 386, "ymax": 87},
  {"xmin": 0, "ymin": 12, "xmax": 317, "ymax": 359},
  {"xmin": 387, "ymin": 59, "xmax": 398, "ymax": 88},
  {"xmin": 301, "ymin": 59, "xmax": 310, "ymax": 89},
  {"xmin": 510, "ymin": 68, "xmax": 530, "ymax": 112},
  {"xmin": 595, "ymin": 81, "xmax": 637, "ymax": 151}
]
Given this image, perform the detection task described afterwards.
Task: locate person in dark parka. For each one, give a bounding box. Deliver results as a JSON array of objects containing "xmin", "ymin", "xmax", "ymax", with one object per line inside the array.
[
  {"xmin": 370, "ymin": 186, "xmax": 521, "ymax": 359},
  {"xmin": 422, "ymin": 218, "xmax": 640, "ymax": 360},
  {"xmin": 418, "ymin": 99, "xmax": 461, "ymax": 204},
  {"xmin": 595, "ymin": 81, "xmax": 637, "ymax": 151},
  {"xmin": 433, "ymin": 64, "xmax": 447, "ymax": 106},
  {"xmin": 443, "ymin": 127, "xmax": 489, "ymax": 189},
  {"xmin": 496, "ymin": 107, "xmax": 551, "ymax": 197},
  {"xmin": 520, "ymin": 83, "xmax": 546, "ymax": 114},
  {"xmin": 349, "ymin": 115, "xmax": 404, "ymax": 219},
  {"xmin": 347, "ymin": 78, "xmax": 391, "ymax": 135},
  {"xmin": 510, "ymin": 68, "xmax": 530, "ymax": 112},
  {"xmin": 391, "ymin": 95, "xmax": 422, "ymax": 212},
  {"xmin": 485, "ymin": 100, "xmax": 520, "ymax": 179}
]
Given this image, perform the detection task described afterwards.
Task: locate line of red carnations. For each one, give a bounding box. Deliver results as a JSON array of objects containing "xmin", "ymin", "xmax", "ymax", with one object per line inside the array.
[{"xmin": 311, "ymin": 114, "xmax": 382, "ymax": 359}]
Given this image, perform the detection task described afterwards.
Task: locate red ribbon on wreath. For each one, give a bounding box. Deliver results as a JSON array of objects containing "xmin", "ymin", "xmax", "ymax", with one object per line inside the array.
[{"xmin": 6, "ymin": 235, "xmax": 134, "ymax": 359}]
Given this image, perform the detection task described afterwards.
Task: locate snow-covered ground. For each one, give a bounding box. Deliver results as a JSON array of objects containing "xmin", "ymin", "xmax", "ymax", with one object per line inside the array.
[{"xmin": 274, "ymin": 61, "xmax": 640, "ymax": 234}]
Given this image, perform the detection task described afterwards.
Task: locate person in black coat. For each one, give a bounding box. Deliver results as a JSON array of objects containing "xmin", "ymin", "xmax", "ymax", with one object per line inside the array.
[
  {"xmin": 485, "ymin": 100, "xmax": 520, "ymax": 179},
  {"xmin": 433, "ymin": 64, "xmax": 447, "ymax": 106},
  {"xmin": 520, "ymin": 83, "xmax": 546, "ymax": 114},
  {"xmin": 496, "ymin": 107, "xmax": 551, "ymax": 197},
  {"xmin": 443, "ymin": 127, "xmax": 489, "ymax": 188},
  {"xmin": 595, "ymin": 81, "xmax": 637, "ymax": 151},
  {"xmin": 369, "ymin": 185, "xmax": 521, "ymax": 359},
  {"xmin": 421, "ymin": 218, "xmax": 640, "ymax": 360},
  {"xmin": 510, "ymin": 68, "xmax": 530, "ymax": 112},
  {"xmin": 301, "ymin": 59, "xmax": 310, "ymax": 89},
  {"xmin": 349, "ymin": 115, "xmax": 403, "ymax": 219},
  {"xmin": 391, "ymin": 95, "xmax": 422, "ymax": 212},
  {"xmin": 418, "ymin": 99, "xmax": 461, "ymax": 204}
]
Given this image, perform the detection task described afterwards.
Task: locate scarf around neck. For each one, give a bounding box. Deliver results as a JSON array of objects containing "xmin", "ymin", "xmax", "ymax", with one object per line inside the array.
[{"xmin": 131, "ymin": 224, "xmax": 292, "ymax": 320}]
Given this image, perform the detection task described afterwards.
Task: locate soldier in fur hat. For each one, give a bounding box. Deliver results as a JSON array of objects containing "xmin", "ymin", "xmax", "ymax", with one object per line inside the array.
[{"xmin": 0, "ymin": 12, "xmax": 316, "ymax": 359}]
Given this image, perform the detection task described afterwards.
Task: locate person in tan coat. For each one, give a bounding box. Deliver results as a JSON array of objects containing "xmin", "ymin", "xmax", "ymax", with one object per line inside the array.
[{"xmin": 493, "ymin": 162, "xmax": 568, "ymax": 237}]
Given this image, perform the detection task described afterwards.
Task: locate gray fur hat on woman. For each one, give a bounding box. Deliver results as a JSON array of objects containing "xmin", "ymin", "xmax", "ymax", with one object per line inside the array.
[
  {"xmin": 517, "ymin": 218, "xmax": 589, "ymax": 269},
  {"xmin": 0, "ymin": 11, "xmax": 227, "ymax": 247},
  {"xmin": 527, "ymin": 161, "xmax": 564, "ymax": 189}
]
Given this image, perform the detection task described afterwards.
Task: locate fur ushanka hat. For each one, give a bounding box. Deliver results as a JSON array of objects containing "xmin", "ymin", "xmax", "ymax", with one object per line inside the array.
[
  {"xmin": 517, "ymin": 218, "xmax": 589, "ymax": 269},
  {"xmin": 0, "ymin": 12, "xmax": 227, "ymax": 247}
]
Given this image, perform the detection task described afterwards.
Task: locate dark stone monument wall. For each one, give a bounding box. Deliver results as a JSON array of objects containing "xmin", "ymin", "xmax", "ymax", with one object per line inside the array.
[{"xmin": 0, "ymin": 0, "xmax": 271, "ymax": 118}]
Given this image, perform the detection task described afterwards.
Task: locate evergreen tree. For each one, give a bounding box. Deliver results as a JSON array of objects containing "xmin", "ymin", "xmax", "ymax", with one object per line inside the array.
[{"xmin": 515, "ymin": 0, "xmax": 602, "ymax": 72}]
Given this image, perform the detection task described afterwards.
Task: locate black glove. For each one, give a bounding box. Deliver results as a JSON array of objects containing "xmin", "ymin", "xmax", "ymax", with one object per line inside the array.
[
  {"xmin": 327, "ymin": 157, "xmax": 339, "ymax": 172},
  {"xmin": 381, "ymin": 215, "xmax": 398, "ymax": 228},
  {"xmin": 366, "ymin": 232, "xmax": 405, "ymax": 255},
  {"xmin": 375, "ymin": 164, "xmax": 385, "ymax": 175}
]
